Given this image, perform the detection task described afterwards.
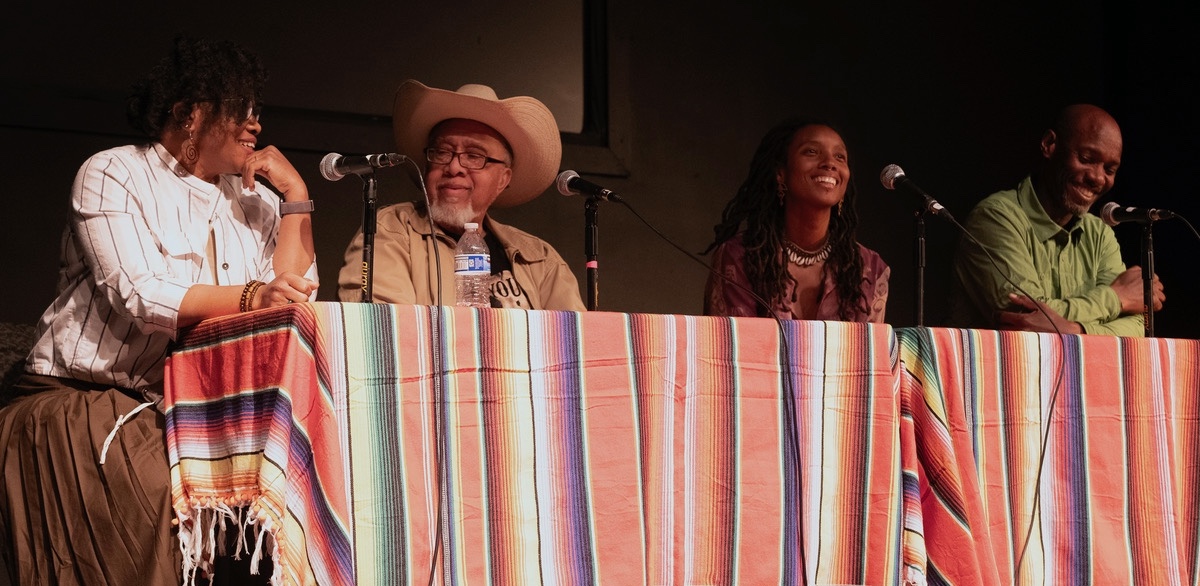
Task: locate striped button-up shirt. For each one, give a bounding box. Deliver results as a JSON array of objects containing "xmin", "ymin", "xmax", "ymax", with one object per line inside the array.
[{"xmin": 26, "ymin": 142, "xmax": 309, "ymax": 395}]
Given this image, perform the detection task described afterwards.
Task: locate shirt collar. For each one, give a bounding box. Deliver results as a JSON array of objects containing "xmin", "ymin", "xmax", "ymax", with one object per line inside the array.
[
  {"xmin": 152, "ymin": 143, "xmax": 221, "ymax": 192},
  {"xmin": 1016, "ymin": 175, "xmax": 1082, "ymax": 243},
  {"xmin": 402, "ymin": 202, "xmax": 549, "ymax": 263}
]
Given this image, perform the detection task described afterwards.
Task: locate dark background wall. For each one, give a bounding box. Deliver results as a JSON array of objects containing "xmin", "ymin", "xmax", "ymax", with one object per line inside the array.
[{"xmin": 3, "ymin": 1, "xmax": 1198, "ymax": 339}]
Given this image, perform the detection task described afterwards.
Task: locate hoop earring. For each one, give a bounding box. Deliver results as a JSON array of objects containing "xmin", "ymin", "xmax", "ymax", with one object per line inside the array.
[{"xmin": 183, "ymin": 124, "xmax": 198, "ymax": 164}]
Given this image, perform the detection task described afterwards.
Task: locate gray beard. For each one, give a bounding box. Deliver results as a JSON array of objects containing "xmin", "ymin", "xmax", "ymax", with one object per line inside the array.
[{"xmin": 429, "ymin": 201, "xmax": 480, "ymax": 233}]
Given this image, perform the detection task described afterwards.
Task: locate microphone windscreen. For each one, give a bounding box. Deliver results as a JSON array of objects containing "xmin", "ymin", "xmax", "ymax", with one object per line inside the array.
[
  {"xmin": 879, "ymin": 164, "xmax": 905, "ymax": 190},
  {"xmin": 556, "ymin": 170, "xmax": 580, "ymax": 196},
  {"xmin": 1100, "ymin": 201, "xmax": 1120, "ymax": 227},
  {"xmin": 320, "ymin": 152, "xmax": 344, "ymax": 182}
]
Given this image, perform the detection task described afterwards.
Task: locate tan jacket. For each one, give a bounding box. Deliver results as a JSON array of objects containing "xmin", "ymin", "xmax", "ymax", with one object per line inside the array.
[{"xmin": 338, "ymin": 202, "xmax": 585, "ymax": 311}]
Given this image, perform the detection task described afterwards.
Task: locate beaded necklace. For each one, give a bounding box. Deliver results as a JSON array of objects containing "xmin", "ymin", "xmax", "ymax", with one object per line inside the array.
[{"xmin": 783, "ymin": 239, "xmax": 831, "ymax": 267}]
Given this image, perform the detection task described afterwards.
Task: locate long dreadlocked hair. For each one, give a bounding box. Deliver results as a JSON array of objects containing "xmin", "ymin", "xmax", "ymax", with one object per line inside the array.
[
  {"xmin": 126, "ymin": 36, "xmax": 267, "ymax": 140},
  {"xmin": 703, "ymin": 117, "xmax": 868, "ymax": 320}
]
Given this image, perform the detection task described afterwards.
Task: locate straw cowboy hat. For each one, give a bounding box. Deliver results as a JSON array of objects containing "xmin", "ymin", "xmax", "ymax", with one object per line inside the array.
[{"xmin": 393, "ymin": 80, "xmax": 562, "ymax": 208}]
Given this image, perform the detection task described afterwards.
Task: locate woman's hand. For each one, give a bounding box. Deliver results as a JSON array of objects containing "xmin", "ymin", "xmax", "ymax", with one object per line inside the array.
[
  {"xmin": 242, "ymin": 145, "xmax": 316, "ymax": 280},
  {"xmin": 253, "ymin": 273, "xmax": 318, "ymax": 309},
  {"xmin": 242, "ymin": 145, "xmax": 309, "ymax": 203}
]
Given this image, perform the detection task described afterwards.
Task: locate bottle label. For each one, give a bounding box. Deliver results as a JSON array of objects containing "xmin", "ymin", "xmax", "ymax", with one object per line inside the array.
[{"xmin": 455, "ymin": 253, "xmax": 490, "ymax": 275}]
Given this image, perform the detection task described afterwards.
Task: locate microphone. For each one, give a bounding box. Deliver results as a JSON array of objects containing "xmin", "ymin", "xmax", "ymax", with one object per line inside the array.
[
  {"xmin": 320, "ymin": 152, "xmax": 406, "ymax": 181},
  {"xmin": 1100, "ymin": 201, "xmax": 1176, "ymax": 226},
  {"xmin": 556, "ymin": 170, "xmax": 622, "ymax": 202},
  {"xmin": 880, "ymin": 164, "xmax": 954, "ymax": 219}
]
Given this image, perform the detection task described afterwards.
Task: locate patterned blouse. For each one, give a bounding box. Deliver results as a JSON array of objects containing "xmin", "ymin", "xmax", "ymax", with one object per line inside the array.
[{"xmin": 704, "ymin": 235, "xmax": 890, "ymax": 322}]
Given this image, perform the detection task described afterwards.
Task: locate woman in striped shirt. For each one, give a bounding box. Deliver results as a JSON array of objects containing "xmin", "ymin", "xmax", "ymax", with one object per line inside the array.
[{"xmin": 0, "ymin": 37, "xmax": 317, "ymax": 584}]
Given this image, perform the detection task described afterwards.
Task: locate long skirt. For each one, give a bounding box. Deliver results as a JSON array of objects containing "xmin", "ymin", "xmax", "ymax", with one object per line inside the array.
[{"xmin": 0, "ymin": 374, "xmax": 179, "ymax": 586}]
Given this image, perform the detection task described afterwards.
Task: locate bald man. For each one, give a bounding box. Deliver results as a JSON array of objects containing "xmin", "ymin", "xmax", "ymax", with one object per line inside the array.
[{"xmin": 950, "ymin": 104, "xmax": 1165, "ymax": 336}]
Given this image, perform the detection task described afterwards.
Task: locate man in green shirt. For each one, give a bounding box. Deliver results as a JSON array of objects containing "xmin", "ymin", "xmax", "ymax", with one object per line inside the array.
[{"xmin": 950, "ymin": 104, "xmax": 1165, "ymax": 336}]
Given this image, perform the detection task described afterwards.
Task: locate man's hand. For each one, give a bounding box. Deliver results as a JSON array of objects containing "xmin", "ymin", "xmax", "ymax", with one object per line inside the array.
[
  {"xmin": 1109, "ymin": 266, "xmax": 1164, "ymax": 314},
  {"xmin": 996, "ymin": 293, "xmax": 1084, "ymax": 334}
]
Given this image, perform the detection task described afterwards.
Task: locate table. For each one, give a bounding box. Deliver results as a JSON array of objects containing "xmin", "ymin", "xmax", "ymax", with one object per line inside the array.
[
  {"xmin": 898, "ymin": 327, "xmax": 1200, "ymax": 585},
  {"xmin": 166, "ymin": 303, "xmax": 908, "ymax": 585},
  {"xmin": 165, "ymin": 303, "xmax": 1200, "ymax": 585}
]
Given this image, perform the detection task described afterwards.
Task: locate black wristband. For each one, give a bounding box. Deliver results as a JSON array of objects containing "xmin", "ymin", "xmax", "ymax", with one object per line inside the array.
[{"xmin": 280, "ymin": 200, "xmax": 315, "ymax": 215}]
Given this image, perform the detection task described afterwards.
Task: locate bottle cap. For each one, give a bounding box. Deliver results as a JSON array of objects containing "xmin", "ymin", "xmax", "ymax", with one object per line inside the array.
[{"xmin": 464, "ymin": 222, "xmax": 479, "ymax": 231}]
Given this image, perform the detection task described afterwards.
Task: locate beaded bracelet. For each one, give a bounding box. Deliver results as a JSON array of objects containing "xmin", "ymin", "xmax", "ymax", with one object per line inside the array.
[{"xmin": 239, "ymin": 280, "xmax": 265, "ymax": 313}]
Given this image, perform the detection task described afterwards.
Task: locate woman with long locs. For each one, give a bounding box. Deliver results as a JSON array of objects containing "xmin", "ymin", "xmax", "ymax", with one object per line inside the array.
[{"xmin": 704, "ymin": 118, "xmax": 890, "ymax": 322}]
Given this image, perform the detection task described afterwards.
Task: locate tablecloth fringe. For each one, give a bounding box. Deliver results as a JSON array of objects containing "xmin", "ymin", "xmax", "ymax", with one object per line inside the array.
[{"xmin": 178, "ymin": 499, "xmax": 284, "ymax": 586}]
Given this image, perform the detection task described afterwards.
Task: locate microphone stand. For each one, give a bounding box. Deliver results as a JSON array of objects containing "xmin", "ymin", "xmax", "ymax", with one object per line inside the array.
[
  {"xmin": 359, "ymin": 174, "xmax": 378, "ymax": 302},
  {"xmin": 914, "ymin": 209, "xmax": 927, "ymax": 326},
  {"xmin": 585, "ymin": 197, "xmax": 600, "ymax": 310},
  {"xmin": 1142, "ymin": 222, "xmax": 1155, "ymax": 337}
]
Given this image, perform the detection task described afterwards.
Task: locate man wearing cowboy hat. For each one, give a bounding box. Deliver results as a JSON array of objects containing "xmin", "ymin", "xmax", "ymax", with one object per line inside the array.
[{"xmin": 337, "ymin": 80, "xmax": 585, "ymax": 311}]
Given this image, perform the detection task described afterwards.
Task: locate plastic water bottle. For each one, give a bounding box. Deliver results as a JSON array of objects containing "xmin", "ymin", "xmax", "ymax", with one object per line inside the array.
[{"xmin": 454, "ymin": 222, "xmax": 491, "ymax": 308}]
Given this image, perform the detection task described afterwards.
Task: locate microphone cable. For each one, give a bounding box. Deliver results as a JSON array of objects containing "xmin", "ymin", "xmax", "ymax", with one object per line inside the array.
[
  {"xmin": 601, "ymin": 197, "xmax": 812, "ymax": 584},
  {"xmin": 1005, "ymin": 205, "xmax": 1200, "ymax": 575},
  {"xmin": 932, "ymin": 213, "xmax": 1067, "ymax": 579},
  {"xmin": 880, "ymin": 164, "xmax": 1071, "ymax": 578},
  {"xmin": 960, "ymin": 210, "xmax": 1200, "ymax": 576},
  {"xmin": 327, "ymin": 152, "xmax": 449, "ymax": 583},
  {"xmin": 402, "ymin": 159, "xmax": 451, "ymax": 586},
  {"xmin": 1174, "ymin": 214, "xmax": 1200, "ymax": 242}
]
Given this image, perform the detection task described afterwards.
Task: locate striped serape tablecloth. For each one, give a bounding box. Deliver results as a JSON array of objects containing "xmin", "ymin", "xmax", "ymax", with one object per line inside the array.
[
  {"xmin": 165, "ymin": 302, "xmax": 909, "ymax": 585},
  {"xmin": 898, "ymin": 327, "xmax": 1200, "ymax": 585}
]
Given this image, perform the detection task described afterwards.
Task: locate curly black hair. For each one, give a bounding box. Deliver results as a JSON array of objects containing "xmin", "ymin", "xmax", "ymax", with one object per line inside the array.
[
  {"xmin": 704, "ymin": 117, "xmax": 867, "ymax": 320},
  {"xmin": 126, "ymin": 36, "xmax": 267, "ymax": 139}
]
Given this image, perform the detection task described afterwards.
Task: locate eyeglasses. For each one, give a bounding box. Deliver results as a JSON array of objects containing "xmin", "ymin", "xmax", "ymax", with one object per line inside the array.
[
  {"xmin": 202, "ymin": 98, "xmax": 262, "ymax": 124},
  {"xmin": 424, "ymin": 148, "xmax": 508, "ymax": 170}
]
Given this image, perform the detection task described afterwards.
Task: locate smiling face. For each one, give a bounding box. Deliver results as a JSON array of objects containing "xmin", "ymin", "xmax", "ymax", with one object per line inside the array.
[
  {"xmin": 1039, "ymin": 105, "xmax": 1123, "ymax": 223},
  {"xmin": 424, "ymin": 118, "xmax": 513, "ymax": 233},
  {"xmin": 775, "ymin": 124, "xmax": 850, "ymax": 214},
  {"xmin": 189, "ymin": 102, "xmax": 261, "ymax": 182}
]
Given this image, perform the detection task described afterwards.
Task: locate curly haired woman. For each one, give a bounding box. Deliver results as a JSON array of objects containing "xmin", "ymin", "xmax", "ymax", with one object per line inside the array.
[{"xmin": 0, "ymin": 37, "xmax": 316, "ymax": 584}]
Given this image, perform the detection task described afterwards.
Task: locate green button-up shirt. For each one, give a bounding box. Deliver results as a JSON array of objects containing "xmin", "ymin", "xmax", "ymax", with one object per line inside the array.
[{"xmin": 950, "ymin": 176, "xmax": 1143, "ymax": 336}]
